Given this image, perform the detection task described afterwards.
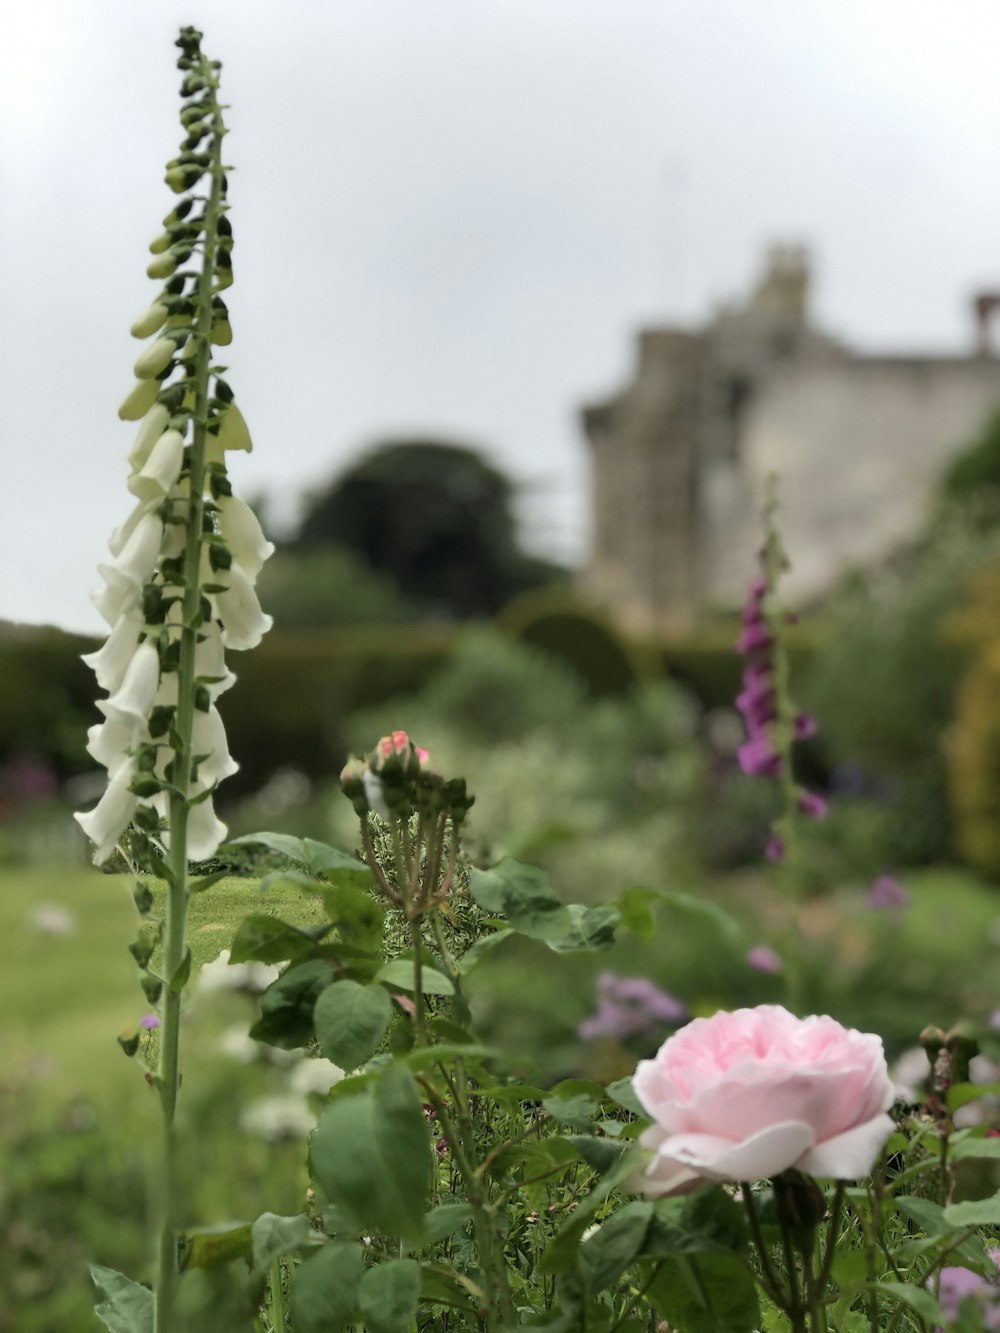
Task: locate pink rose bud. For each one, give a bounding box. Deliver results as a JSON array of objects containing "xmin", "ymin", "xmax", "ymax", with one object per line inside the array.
[
  {"xmin": 390, "ymin": 730, "xmax": 410, "ymax": 754},
  {"xmin": 630, "ymin": 1005, "xmax": 895, "ymax": 1196}
]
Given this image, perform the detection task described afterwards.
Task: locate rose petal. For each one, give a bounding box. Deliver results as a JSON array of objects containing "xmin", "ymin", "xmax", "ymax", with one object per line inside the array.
[{"xmin": 794, "ymin": 1114, "xmax": 895, "ymax": 1179}]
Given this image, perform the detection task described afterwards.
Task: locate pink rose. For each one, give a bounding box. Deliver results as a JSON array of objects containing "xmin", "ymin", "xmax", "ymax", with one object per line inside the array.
[{"xmin": 631, "ymin": 1004, "xmax": 895, "ymax": 1196}]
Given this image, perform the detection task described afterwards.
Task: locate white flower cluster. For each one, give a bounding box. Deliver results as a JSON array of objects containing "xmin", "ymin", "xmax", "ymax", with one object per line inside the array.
[{"xmin": 74, "ymin": 366, "xmax": 273, "ymax": 864}]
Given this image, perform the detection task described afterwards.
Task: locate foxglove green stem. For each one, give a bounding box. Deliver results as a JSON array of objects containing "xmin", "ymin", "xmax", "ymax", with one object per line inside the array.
[{"xmin": 155, "ymin": 66, "xmax": 227, "ymax": 1333}]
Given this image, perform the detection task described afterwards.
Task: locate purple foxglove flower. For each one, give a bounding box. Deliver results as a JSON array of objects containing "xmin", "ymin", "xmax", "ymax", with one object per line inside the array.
[
  {"xmin": 765, "ymin": 834, "xmax": 785, "ymax": 862},
  {"xmin": 738, "ymin": 736, "xmax": 781, "ymax": 777},
  {"xmin": 794, "ymin": 713, "xmax": 817, "ymax": 740},
  {"xmin": 867, "ymin": 874, "xmax": 909, "ymax": 912},
  {"xmin": 736, "ymin": 621, "xmax": 773, "ymax": 656}
]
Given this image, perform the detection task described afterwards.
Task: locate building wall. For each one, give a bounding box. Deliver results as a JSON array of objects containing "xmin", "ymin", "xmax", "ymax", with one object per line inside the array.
[{"xmin": 582, "ymin": 252, "xmax": 1000, "ymax": 628}]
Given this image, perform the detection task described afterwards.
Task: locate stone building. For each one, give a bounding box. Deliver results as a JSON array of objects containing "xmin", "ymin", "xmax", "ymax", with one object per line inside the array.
[{"xmin": 581, "ymin": 247, "xmax": 1000, "ymax": 631}]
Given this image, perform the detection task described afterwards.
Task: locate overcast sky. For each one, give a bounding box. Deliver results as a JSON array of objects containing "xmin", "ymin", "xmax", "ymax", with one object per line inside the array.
[{"xmin": 4, "ymin": 0, "xmax": 1000, "ymax": 633}]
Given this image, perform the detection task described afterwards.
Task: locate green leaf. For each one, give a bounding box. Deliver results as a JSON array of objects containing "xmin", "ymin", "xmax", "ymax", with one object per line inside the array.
[
  {"xmin": 456, "ymin": 927, "xmax": 513, "ymax": 974},
  {"xmin": 317, "ymin": 872, "xmax": 385, "ymax": 955},
  {"xmin": 944, "ymin": 1189, "xmax": 1000, "ymax": 1227},
  {"xmin": 189, "ymin": 869, "xmax": 230, "ymax": 894},
  {"xmin": 226, "ymin": 832, "xmax": 373, "ymax": 884},
  {"xmin": 168, "ymin": 946, "xmax": 192, "ymax": 993},
  {"xmin": 425, "ymin": 1202, "xmax": 475, "ymax": 1243},
  {"xmin": 947, "ymin": 1081, "xmax": 1000, "ymax": 1111},
  {"xmin": 291, "ymin": 1241, "xmax": 364, "ymax": 1333},
  {"xmin": 376, "ymin": 959, "xmax": 454, "ymax": 996},
  {"xmin": 605, "ymin": 1076, "xmax": 645, "ymax": 1117},
  {"xmin": 658, "ymin": 890, "xmax": 744, "ymax": 948},
  {"xmin": 313, "ymin": 980, "xmax": 392, "ymax": 1069},
  {"xmin": 230, "ymin": 914, "xmax": 325, "ymax": 965},
  {"xmin": 469, "ymin": 859, "xmax": 619, "ymax": 952},
  {"xmin": 250, "ymin": 1212, "xmax": 310, "ymax": 1274},
  {"xmin": 951, "ymin": 1133, "xmax": 1000, "ymax": 1161},
  {"xmin": 564, "ymin": 1135, "xmax": 625, "ymax": 1175},
  {"xmin": 539, "ymin": 1146, "xmax": 642, "ymax": 1274},
  {"xmin": 309, "ymin": 1064, "xmax": 431, "ymax": 1244},
  {"xmin": 645, "ymin": 1253, "xmax": 760, "ymax": 1333},
  {"xmin": 542, "ymin": 1080, "xmax": 603, "ymax": 1131},
  {"xmin": 89, "ymin": 1264, "xmax": 153, "ymax": 1333},
  {"xmin": 643, "ymin": 1189, "xmax": 750, "ymax": 1259},
  {"xmin": 893, "ymin": 1194, "xmax": 950, "ymax": 1236},
  {"xmin": 357, "ymin": 1259, "xmax": 421, "ymax": 1333},
  {"xmin": 180, "ymin": 1223, "xmax": 253, "ymax": 1270},
  {"xmin": 579, "ymin": 1202, "xmax": 653, "ymax": 1292},
  {"xmin": 615, "ymin": 886, "xmax": 660, "ymax": 941},
  {"xmin": 868, "ymin": 1282, "xmax": 942, "ymax": 1324},
  {"xmin": 251, "ymin": 959, "xmax": 334, "ymax": 1050}
]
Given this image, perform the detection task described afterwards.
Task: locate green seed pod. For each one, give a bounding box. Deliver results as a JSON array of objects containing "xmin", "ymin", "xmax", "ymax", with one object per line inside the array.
[
  {"xmin": 134, "ymin": 336, "xmax": 177, "ymax": 380},
  {"xmin": 147, "ymin": 252, "xmax": 177, "ymax": 280},
  {"xmin": 164, "ymin": 165, "xmax": 189, "ymax": 193},
  {"xmin": 118, "ymin": 378, "xmax": 161, "ymax": 421},
  {"xmin": 130, "ymin": 302, "xmax": 169, "ymax": 339}
]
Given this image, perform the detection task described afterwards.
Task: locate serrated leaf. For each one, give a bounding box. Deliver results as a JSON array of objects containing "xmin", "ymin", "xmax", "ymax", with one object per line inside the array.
[
  {"xmin": 309, "ymin": 1065, "xmax": 431, "ymax": 1244},
  {"xmin": 944, "ymin": 1190, "xmax": 1000, "ymax": 1227},
  {"xmin": 579, "ymin": 1202, "xmax": 653, "ymax": 1293},
  {"xmin": 291, "ymin": 1241, "xmax": 363, "ymax": 1333},
  {"xmin": 230, "ymin": 913, "xmax": 324, "ymax": 965},
  {"xmin": 456, "ymin": 927, "xmax": 513, "ymax": 974},
  {"xmin": 376, "ymin": 959, "xmax": 454, "ymax": 995},
  {"xmin": 606, "ymin": 1076, "xmax": 645, "ymax": 1117},
  {"xmin": 425, "ymin": 1202, "xmax": 475, "ymax": 1243},
  {"xmin": 313, "ymin": 980, "xmax": 392, "ymax": 1069},
  {"xmin": 358, "ymin": 1258, "xmax": 421, "ymax": 1333},
  {"xmin": 468, "ymin": 859, "xmax": 619, "ymax": 952},
  {"xmin": 869, "ymin": 1281, "xmax": 942, "ymax": 1323},
  {"xmin": 89, "ymin": 1265, "xmax": 153, "ymax": 1333},
  {"xmin": 251, "ymin": 1212, "xmax": 310, "ymax": 1273}
]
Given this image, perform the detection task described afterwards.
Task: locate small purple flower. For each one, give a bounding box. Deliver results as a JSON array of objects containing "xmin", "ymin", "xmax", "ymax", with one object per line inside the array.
[
  {"xmin": 735, "ymin": 621, "xmax": 773, "ymax": 656},
  {"xmin": 746, "ymin": 945, "xmax": 783, "ymax": 975},
  {"xmin": 867, "ymin": 874, "xmax": 910, "ymax": 912},
  {"xmin": 140, "ymin": 1014, "xmax": 161, "ymax": 1030},
  {"xmin": 577, "ymin": 972, "xmax": 687, "ymax": 1042},
  {"xmin": 794, "ymin": 712, "xmax": 817, "ymax": 740},
  {"xmin": 798, "ymin": 790, "xmax": 828, "ymax": 819},
  {"xmin": 764, "ymin": 833, "xmax": 785, "ymax": 862}
]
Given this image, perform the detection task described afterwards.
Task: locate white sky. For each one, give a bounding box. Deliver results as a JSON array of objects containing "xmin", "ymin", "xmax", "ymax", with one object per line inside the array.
[{"xmin": 4, "ymin": 0, "xmax": 1000, "ymax": 632}]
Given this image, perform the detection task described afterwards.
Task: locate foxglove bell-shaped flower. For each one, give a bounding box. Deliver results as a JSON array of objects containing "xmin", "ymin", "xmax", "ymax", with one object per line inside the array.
[
  {"xmin": 128, "ymin": 428, "xmax": 185, "ymax": 503},
  {"xmin": 217, "ymin": 495, "xmax": 274, "ymax": 578},
  {"xmin": 98, "ymin": 639, "xmax": 161, "ymax": 731},
  {"xmin": 94, "ymin": 513, "xmax": 163, "ymax": 625},
  {"xmin": 212, "ymin": 562, "xmax": 273, "ymax": 651},
  {"xmin": 191, "ymin": 706, "xmax": 239, "ymax": 786},
  {"xmin": 81, "ymin": 608, "xmax": 144, "ymax": 693},
  {"xmin": 74, "ymin": 761, "xmax": 139, "ymax": 863},
  {"xmin": 128, "ymin": 403, "xmax": 172, "ymax": 472}
]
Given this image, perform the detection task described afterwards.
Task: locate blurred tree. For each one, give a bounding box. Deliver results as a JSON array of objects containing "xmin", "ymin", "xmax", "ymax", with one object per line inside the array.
[
  {"xmin": 256, "ymin": 546, "xmax": 414, "ymax": 628},
  {"xmin": 293, "ymin": 439, "xmax": 566, "ymax": 618},
  {"xmin": 941, "ymin": 410, "xmax": 1000, "ymax": 526}
]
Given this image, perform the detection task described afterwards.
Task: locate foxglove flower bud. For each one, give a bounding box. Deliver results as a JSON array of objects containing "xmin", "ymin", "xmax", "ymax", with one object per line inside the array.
[
  {"xmin": 81, "ymin": 608, "xmax": 144, "ymax": 692},
  {"xmin": 119, "ymin": 378, "xmax": 161, "ymax": 421},
  {"xmin": 131, "ymin": 302, "xmax": 169, "ymax": 338},
  {"xmin": 134, "ymin": 336, "xmax": 178, "ymax": 380},
  {"xmin": 93, "ymin": 514, "xmax": 164, "ymax": 625}
]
